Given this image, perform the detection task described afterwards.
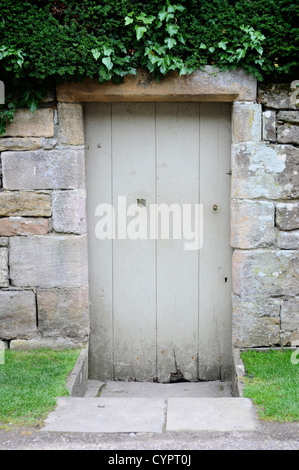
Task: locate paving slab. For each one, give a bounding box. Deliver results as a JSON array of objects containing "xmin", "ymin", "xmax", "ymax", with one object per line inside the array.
[
  {"xmin": 42, "ymin": 382, "xmax": 259, "ymax": 434},
  {"xmin": 43, "ymin": 397, "xmax": 166, "ymax": 433},
  {"xmin": 166, "ymin": 397, "xmax": 258, "ymax": 432}
]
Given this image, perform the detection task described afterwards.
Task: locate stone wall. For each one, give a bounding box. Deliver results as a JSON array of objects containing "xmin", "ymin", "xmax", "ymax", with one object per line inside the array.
[
  {"xmin": 232, "ymin": 82, "xmax": 299, "ymax": 348},
  {"xmin": 0, "ymin": 95, "xmax": 89, "ymax": 350},
  {"xmin": 0, "ymin": 74, "xmax": 298, "ymax": 357}
]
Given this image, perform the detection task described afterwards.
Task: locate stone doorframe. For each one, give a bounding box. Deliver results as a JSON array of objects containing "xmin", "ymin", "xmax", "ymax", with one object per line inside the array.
[
  {"xmin": 1, "ymin": 66, "xmax": 297, "ymax": 353},
  {"xmin": 57, "ymin": 67, "xmax": 298, "ymax": 351}
]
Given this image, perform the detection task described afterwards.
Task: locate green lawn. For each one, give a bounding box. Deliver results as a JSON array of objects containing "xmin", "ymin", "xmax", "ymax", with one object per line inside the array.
[
  {"xmin": 241, "ymin": 349, "xmax": 299, "ymax": 422},
  {"xmin": 0, "ymin": 348, "xmax": 80, "ymax": 427}
]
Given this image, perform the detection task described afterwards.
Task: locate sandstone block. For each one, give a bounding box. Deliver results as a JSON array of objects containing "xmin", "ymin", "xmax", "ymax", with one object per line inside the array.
[
  {"xmin": 277, "ymin": 124, "xmax": 299, "ymax": 145},
  {"xmin": 37, "ymin": 287, "xmax": 89, "ymax": 339},
  {"xmin": 281, "ymin": 331, "xmax": 299, "ymax": 347},
  {"xmin": 232, "ymin": 249, "xmax": 299, "ymax": 297},
  {"xmin": 10, "ymin": 235, "xmax": 88, "ymax": 288},
  {"xmin": 258, "ymin": 83, "xmax": 297, "ymax": 110},
  {"xmin": 57, "ymin": 67, "xmax": 257, "ymax": 103},
  {"xmin": 52, "ymin": 190, "xmax": 87, "ymax": 234},
  {"xmin": 231, "ymin": 143, "xmax": 299, "ymax": 199},
  {"xmin": 0, "ymin": 290, "xmax": 37, "ymax": 339},
  {"xmin": 232, "ymin": 103, "xmax": 261, "ymax": 142},
  {"xmin": 231, "ymin": 199, "xmax": 274, "ymax": 248},
  {"xmin": 57, "ymin": 103, "xmax": 85, "ymax": 145},
  {"xmin": 232, "ymin": 295, "xmax": 281, "ymax": 347},
  {"xmin": 0, "ymin": 137, "xmax": 42, "ymax": 151},
  {"xmin": 281, "ymin": 297, "xmax": 299, "ymax": 332},
  {"xmin": 0, "ymin": 248, "xmax": 8, "ymax": 287},
  {"xmin": 0, "ymin": 192, "xmax": 51, "ymax": 217},
  {"xmin": 0, "ymin": 238, "xmax": 8, "ymax": 247},
  {"xmin": 262, "ymin": 110, "xmax": 276, "ymax": 141},
  {"xmin": 276, "ymin": 230, "xmax": 299, "ymax": 249},
  {"xmin": 277, "ymin": 111, "xmax": 299, "ymax": 124},
  {"xmin": 276, "ymin": 202, "xmax": 299, "ymax": 230},
  {"xmin": 280, "ymin": 297, "xmax": 299, "ymax": 346},
  {"xmin": 42, "ymin": 138, "xmax": 57, "ymax": 150},
  {"xmin": 2, "ymin": 149, "xmax": 85, "ymax": 190},
  {"xmin": 0, "ymin": 217, "xmax": 49, "ymax": 236},
  {"xmin": 41, "ymin": 88, "xmax": 56, "ymax": 103},
  {"xmin": 3, "ymin": 108, "xmax": 54, "ymax": 137}
]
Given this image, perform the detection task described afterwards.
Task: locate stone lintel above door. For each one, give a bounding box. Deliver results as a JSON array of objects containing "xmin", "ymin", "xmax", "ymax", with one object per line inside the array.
[{"xmin": 56, "ymin": 67, "xmax": 257, "ymax": 103}]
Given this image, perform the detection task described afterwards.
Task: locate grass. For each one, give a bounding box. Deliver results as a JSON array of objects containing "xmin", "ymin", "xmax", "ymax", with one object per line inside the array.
[
  {"xmin": 0, "ymin": 348, "xmax": 80, "ymax": 427},
  {"xmin": 241, "ymin": 349, "xmax": 299, "ymax": 422}
]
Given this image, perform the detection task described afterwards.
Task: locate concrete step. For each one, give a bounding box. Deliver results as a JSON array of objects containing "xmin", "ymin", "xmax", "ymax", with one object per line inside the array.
[
  {"xmin": 42, "ymin": 382, "xmax": 259, "ymax": 433},
  {"xmin": 84, "ymin": 379, "xmax": 233, "ymax": 398}
]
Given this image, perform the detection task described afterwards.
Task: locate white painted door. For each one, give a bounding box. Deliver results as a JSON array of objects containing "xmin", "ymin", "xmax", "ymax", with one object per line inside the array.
[{"xmin": 86, "ymin": 102, "xmax": 232, "ymax": 382}]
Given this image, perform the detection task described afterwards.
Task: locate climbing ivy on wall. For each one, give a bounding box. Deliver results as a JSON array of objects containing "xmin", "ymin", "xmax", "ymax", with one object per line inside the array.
[{"xmin": 0, "ymin": 0, "xmax": 298, "ymax": 132}]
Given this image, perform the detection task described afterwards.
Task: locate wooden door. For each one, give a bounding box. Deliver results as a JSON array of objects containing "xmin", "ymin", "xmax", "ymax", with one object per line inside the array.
[{"xmin": 86, "ymin": 102, "xmax": 232, "ymax": 382}]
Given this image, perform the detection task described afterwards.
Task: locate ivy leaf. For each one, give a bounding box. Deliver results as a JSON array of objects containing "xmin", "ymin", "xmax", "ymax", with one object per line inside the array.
[
  {"xmin": 159, "ymin": 58, "xmax": 167, "ymax": 74},
  {"xmin": 124, "ymin": 16, "xmax": 133, "ymax": 25},
  {"xmin": 153, "ymin": 43, "xmax": 166, "ymax": 55},
  {"xmin": 158, "ymin": 10, "xmax": 167, "ymax": 22},
  {"xmin": 179, "ymin": 65, "xmax": 194, "ymax": 75},
  {"xmin": 166, "ymin": 23, "xmax": 179, "ymax": 37},
  {"xmin": 102, "ymin": 56, "xmax": 113, "ymax": 71},
  {"xmin": 91, "ymin": 48, "xmax": 101, "ymax": 60},
  {"xmin": 144, "ymin": 15, "xmax": 156, "ymax": 24},
  {"xmin": 236, "ymin": 48, "xmax": 246, "ymax": 61},
  {"xmin": 147, "ymin": 61, "xmax": 156, "ymax": 73},
  {"xmin": 136, "ymin": 13, "xmax": 155, "ymax": 24},
  {"xmin": 148, "ymin": 53, "xmax": 160, "ymax": 65},
  {"xmin": 103, "ymin": 45, "xmax": 114, "ymax": 57},
  {"xmin": 177, "ymin": 33, "xmax": 185, "ymax": 44},
  {"xmin": 165, "ymin": 37, "xmax": 177, "ymax": 49},
  {"xmin": 167, "ymin": 3, "xmax": 175, "ymax": 13},
  {"xmin": 174, "ymin": 4, "xmax": 185, "ymax": 12},
  {"xmin": 179, "ymin": 65, "xmax": 189, "ymax": 75},
  {"xmin": 28, "ymin": 97, "xmax": 39, "ymax": 113},
  {"xmin": 208, "ymin": 46, "xmax": 215, "ymax": 53},
  {"xmin": 165, "ymin": 13, "xmax": 175, "ymax": 23},
  {"xmin": 256, "ymin": 46, "xmax": 264, "ymax": 55},
  {"xmin": 218, "ymin": 40, "xmax": 228, "ymax": 50},
  {"xmin": 135, "ymin": 26, "xmax": 147, "ymax": 40}
]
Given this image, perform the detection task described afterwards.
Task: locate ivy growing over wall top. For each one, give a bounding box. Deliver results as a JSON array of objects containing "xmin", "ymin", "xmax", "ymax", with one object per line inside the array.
[{"xmin": 0, "ymin": 0, "xmax": 298, "ymax": 132}]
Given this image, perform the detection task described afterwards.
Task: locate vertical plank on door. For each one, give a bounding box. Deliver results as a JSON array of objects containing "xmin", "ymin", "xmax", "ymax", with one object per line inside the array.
[
  {"xmin": 85, "ymin": 103, "xmax": 114, "ymax": 380},
  {"xmin": 199, "ymin": 103, "xmax": 232, "ymax": 380},
  {"xmin": 156, "ymin": 103, "xmax": 200, "ymax": 383},
  {"xmin": 112, "ymin": 103, "xmax": 157, "ymax": 381}
]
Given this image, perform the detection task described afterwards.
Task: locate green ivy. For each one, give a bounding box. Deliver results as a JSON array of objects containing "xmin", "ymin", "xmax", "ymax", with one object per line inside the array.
[
  {"xmin": 124, "ymin": 2, "xmax": 194, "ymax": 79},
  {"xmin": 0, "ymin": 0, "xmax": 298, "ymax": 134}
]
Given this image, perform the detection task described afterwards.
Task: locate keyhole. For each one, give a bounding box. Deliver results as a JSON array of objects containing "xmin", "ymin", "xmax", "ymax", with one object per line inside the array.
[{"xmin": 137, "ymin": 198, "xmax": 146, "ymax": 207}]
